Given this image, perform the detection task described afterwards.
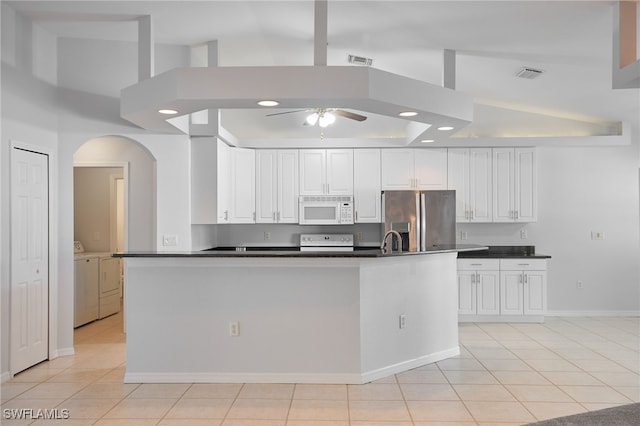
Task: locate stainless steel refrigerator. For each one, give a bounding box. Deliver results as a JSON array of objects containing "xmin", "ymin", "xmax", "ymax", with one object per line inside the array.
[{"xmin": 382, "ymin": 190, "xmax": 456, "ymax": 252}]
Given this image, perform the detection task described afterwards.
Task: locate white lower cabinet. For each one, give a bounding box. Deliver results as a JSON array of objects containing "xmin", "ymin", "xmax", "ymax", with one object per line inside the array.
[
  {"xmin": 500, "ymin": 259, "xmax": 547, "ymax": 317},
  {"xmin": 458, "ymin": 257, "xmax": 547, "ymax": 322},
  {"xmin": 457, "ymin": 260, "xmax": 500, "ymax": 316}
]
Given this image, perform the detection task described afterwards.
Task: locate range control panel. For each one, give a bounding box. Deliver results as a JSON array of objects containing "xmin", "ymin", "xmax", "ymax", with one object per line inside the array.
[{"xmin": 299, "ymin": 233, "xmax": 354, "ymax": 247}]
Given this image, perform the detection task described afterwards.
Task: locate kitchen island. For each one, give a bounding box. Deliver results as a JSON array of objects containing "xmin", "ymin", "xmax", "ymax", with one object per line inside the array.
[{"xmin": 115, "ymin": 245, "xmax": 485, "ymax": 384}]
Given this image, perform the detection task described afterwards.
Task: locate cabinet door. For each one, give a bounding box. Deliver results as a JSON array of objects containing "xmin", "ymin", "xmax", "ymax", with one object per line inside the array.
[
  {"xmin": 477, "ymin": 270, "xmax": 500, "ymax": 315},
  {"xmin": 500, "ymin": 271, "xmax": 524, "ymax": 315},
  {"xmin": 492, "ymin": 148, "xmax": 514, "ymax": 222},
  {"xmin": 469, "ymin": 148, "xmax": 493, "ymax": 222},
  {"xmin": 524, "ymin": 271, "xmax": 546, "ymax": 315},
  {"xmin": 255, "ymin": 150, "xmax": 277, "ymax": 223},
  {"xmin": 277, "ymin": 150, "xmax": 299, "ymax": 223},
  {"xmin": 414, "ymin": 148, "xmax": 447, "ymax": 190},
  {"xmin": 457, "ymin": 271, "xmax": 476, "ymax": 315},
  {"xmin": 217, "ymin": 140, "xmax": 230, "ymax": 223},
  {"xmin": 354, "ymin": 149, "xmax": 381, "ymax": 223},
  {"xmin": 447, "ymin": 148, "xmax": 470, "ymax": 222},
  {"xmin": 326, "ymin": 149, "xmax": 353, "ymax": 195},
  {"xmin": 381, "ymin": 149, "xmax": 414, "ymax": 190},
  {"xmin": 514, "ymin": 147, "xmax": 537, "ymax": 222},
  {"xmin": 299, "ymin": 149, "xmax": 326, "ymax": 195},
  {"xmin": 229, "ymin": 148, "xmax": 255, "ymax": 223}
]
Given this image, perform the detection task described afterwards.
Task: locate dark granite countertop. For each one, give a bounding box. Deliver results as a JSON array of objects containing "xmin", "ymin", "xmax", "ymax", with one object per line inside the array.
[
  {"xmin": 457, "ymin": 245, "xmax": 551, "ymax": 259},
  {"xmin": 113, "ymin": 244, "xmax": 488, "ymax": 259}
]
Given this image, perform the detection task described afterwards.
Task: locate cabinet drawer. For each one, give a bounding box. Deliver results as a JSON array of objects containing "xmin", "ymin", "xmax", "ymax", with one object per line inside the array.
[
  {"xmin": 458, "ymin": 259, "xmax": 500, "ymax": 270},
  {"xmin": 500, "ymin": 259, "xmax": 547, "ymax": 271}
]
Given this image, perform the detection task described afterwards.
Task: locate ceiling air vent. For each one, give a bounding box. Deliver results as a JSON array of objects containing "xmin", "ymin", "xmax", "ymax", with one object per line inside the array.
[
  {"xmin": 348, "ymin": 54, "xmax": 373, "ymax": 66},
  {"xmin": 515, "ymin": 67, "xmax": 544, "ymax": 79}
]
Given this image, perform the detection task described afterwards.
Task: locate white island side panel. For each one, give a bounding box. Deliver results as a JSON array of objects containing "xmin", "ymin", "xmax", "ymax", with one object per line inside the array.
[{"xmin": 123, "ymin": 254, "xmax": 459, "ymax": 384}]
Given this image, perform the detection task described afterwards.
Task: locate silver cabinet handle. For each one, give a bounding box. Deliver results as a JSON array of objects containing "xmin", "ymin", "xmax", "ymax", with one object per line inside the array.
[
  {"xmin": 524, "ymin": 274, "xmax": 528, "ymax": 284},
  {"xmin": 355, "ymin": 211, "xmax": 358, "ymax": 222},
  {"xmin": 224, "ymin": 210, "xmax": 228, "ymax": 221},
  {"xmin": 476, "ymin": 273, "xmax": 480, "ymax": 283},
  {"xmin": 471, "ymin": 273, "xmax": 475, "ymax": 284}
]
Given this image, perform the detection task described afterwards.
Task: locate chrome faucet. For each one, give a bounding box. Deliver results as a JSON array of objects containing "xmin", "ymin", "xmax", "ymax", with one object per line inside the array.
[{"xmin": 381, "ymin": 230, "xmax": 403, "ymax": 254}]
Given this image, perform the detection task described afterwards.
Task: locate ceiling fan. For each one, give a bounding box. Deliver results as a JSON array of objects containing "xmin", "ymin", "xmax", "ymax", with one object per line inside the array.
[{"xmin": 266, "ymin": 108, "xmax": 367, "ymax": 128}]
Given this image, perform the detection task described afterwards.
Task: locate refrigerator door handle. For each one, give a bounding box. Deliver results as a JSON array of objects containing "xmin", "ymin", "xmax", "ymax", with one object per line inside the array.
[{"xmin": 420, "ymin": 192, "xmax": 427, "ymax": 251}]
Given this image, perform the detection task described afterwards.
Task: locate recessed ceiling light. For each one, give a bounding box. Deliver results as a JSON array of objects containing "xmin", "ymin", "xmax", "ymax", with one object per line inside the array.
[
  {"xmin": 437, "ymin": 126, "xmax": 454, "ymax": 131},
  {"xmin": 158, "ymin": 109, "xmax": 178, "ymax": 115},
  {"xmin": 257, "ymin": 100, "xmax": 279, "ymax": 107},
  {"xmin": 399, "ymin": 111, "xmax": 418, "ymax": 117},
  {"xmin": 420, "ymin": 139, "xmax": 435, "ymax": 143}
]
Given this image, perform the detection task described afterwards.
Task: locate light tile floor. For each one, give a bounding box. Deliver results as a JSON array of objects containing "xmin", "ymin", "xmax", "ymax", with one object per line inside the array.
[{"xmin": 2, "ymin": 313, "xmax": 638, "ymax": 425}]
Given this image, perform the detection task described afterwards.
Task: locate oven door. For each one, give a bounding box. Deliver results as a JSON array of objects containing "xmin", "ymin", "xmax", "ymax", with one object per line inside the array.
[{"xmin": 298, "ymin": 202, "xmax": 340, "ymax": 225}]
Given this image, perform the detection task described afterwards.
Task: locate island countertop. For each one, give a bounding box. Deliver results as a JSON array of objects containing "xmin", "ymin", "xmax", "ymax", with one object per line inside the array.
[{"xmin": 113, "ymin": 244, "xmax": 488, "ymax": 258}]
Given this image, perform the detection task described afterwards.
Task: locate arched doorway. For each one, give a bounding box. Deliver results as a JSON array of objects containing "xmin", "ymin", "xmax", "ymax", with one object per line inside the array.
[{"xmin": 72, "ymin": 136, "xmax": 156, "ymax": 331}]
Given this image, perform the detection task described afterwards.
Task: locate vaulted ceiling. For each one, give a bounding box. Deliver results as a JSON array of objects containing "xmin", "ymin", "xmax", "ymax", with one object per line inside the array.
[{"xmin": 8, "ymin": 1, "xmax": 640, "ymax": 147}]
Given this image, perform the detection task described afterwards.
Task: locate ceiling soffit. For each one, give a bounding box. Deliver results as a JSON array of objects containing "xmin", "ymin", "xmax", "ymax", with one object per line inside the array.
[{"xmin": 120, "ymin": 65, "xmax": 473, "ymax": 145}]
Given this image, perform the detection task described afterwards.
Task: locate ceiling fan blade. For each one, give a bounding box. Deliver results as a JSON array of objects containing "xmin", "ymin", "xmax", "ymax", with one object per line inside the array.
[
  {"xmin": 334, "ymin": 109, "xmax": 367, "ymax": 121},
  {"xmin": 265, "ymin": 109, "xmax": 310, "ymax": 117}
]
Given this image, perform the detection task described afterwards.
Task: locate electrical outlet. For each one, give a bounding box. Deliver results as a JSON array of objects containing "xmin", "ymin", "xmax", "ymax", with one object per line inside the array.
[
  {"xmin": 520, "ymin": 229, "xmax": 528, "ymax": 239},
  {"xmin": 356, "ymin": 232, "xmax": 364, "ymax": 242},
  {"xmin": 460, "ymin": 231, "xmax": 468, "ymax": 240},
  {"xmin": 229, "ymin": 321, "xmax": 240, "ymax": 336},
  {"xmin": 399, "ymin": 314, "xmax": 406, "ymax": 329},
  {"xmin": 162, "ymin": 234, "xmax": 177, "ymax": 246},
  {"xmin": 591, "ymin": 231, "xmax": 605, "ymax": 240},
  {"xmin": 576, "ymin": 280, "xmax": 583, "ymax": 289},
  {"xmin": 264, "ymin": 231, "xmax": 271, "ymax": 241}
]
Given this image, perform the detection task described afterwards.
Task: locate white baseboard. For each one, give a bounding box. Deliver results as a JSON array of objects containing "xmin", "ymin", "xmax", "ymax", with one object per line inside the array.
[
  {"xmin": 361, "ymin": 346, "xmax": 460, "ymax": 383},
  {"xmin": 123, "ymin": 347, "xmax": 462, "ymax": 385},
  {"xmin": 1, "ymin": 371, "xmax": 11, "ymax": 383},
  {"xmin": 53, "ymin": 347, "xmax": 75, "ymax": 357},
  {"xmin": 546, "ymin": 310, "xmax": 640, "ymax": 317},
  {"xmin": 124, "ymin": 372, "xmax": 365, "ymax": 385}
]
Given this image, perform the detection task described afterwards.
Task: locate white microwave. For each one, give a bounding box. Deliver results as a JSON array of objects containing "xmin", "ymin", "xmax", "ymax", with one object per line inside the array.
[{"xmin": 298, "ymin": 195, "xmax": 354, "ymax": 225}]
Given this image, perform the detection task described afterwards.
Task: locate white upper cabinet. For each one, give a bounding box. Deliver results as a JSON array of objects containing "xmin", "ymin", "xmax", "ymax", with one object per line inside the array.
[
  {"xmin": 414, "ymin": 148, "xmax": 448, "ymax": 190},
  {"xmin": 448, "ymin": 148, "xmax": 492, "ymax": 222},
  {"xmin": 493, "ymin": 147, "xmax": 537, "ymax": 222},
  {"xmin": 229, "ymin": 147, "xmax": 255, "ymax": 223},
  {"xmin": 256, "ymin": 150, "xmax": 299, "ymax": 223},
  {"xmin": 353, "ymin": 149, "xmax": 381, "ymax": 223},
  {"xmin": 381, "ymin": 149, "xmax": 447, "ymax": 190},
  {"xmin": 299, "ymin": 149, "xmax": 353, "ymax": 195}
]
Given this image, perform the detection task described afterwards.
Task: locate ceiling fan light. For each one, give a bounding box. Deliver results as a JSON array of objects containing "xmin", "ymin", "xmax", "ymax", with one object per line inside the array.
[
  {"xmin": 319, "ymin": 112, "xmax": 336, "ymax": 127},
  {"xmin": 306, "ymin": 112, "xmax": 319, "ymax": 126}
]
